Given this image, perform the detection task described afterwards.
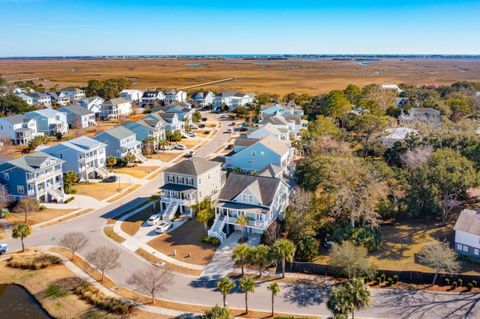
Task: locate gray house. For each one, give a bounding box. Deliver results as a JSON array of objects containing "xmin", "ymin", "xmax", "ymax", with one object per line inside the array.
[
  {"xmin": 93, "ymin": 126, "xmax": 145, "ymax": 161},
  {"xmin": 42, "ymin": 136, "xmax": 108, "ymax": 181},
  {"xmin": 25, "ymin": 109, "xmax": 68, "ymax": 136},
  {"xmin": 59, "ymin": 104, "xmax": 96, "ymax": 129},
  {"xmin": 0, "ymin": 114, "xmax": 43, "ymax": 145},
  {"xmin": 0, "ymin": 151, "xmax": 66, "ymax": 203}
]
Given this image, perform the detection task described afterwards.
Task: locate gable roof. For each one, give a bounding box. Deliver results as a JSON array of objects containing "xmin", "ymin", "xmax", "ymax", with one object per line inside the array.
[
  {"xmin": 455, "ymin": 209, "xmax": 480, "ymax": 235},
  {"xmin": 218, "ymin": 173, "xmax": 281, "ymax": 206},
  {"xmin": 26, "ymin": 108, "xmax": 63, "ymax": 118},
  {"xmin": 95, "ymin": 126, "xmax": 134, "ymax": 140},
  {"xmin": 1, "ymin": 114, "xmax": 28, "ymax": 125},
  {"xmin": 234, "ymin": 137, "xmax": 260, "ymax": 148},
  {"xmin": 256, "ymin": 135, "xmax": 289, "ymax": 156},
  {"xmin": 103, "ymin": 97, "xmax": 129, "ymax": 105},
  {"xmin": 165, "ymin": 157, "xmax": 220, "ymax": 176},
  {"xmin": 2, "ymin": 151, "xmax": 64, "ymax": 172},
  {"xmin": 258, "ymin": 164, "xmax": 283, "ymax": 178},
  {"xmin": 60, "ymin": 104, "xmax": 93, "ymax": 116}
]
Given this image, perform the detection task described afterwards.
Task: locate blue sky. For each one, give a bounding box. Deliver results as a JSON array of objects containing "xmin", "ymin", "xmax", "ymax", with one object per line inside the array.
[{"xmin": 0, "ymin": 0, "xmax": 479, "ymax": 56}]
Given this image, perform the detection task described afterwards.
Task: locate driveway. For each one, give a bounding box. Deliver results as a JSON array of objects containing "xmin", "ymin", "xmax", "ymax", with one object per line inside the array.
[{"xmin": 4, "ymin": 112, "xmax": 480, "ymax": 318}]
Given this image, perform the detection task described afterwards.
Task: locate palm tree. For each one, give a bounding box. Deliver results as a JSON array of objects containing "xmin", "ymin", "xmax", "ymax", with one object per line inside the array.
[
  {"xmin": 251, "ymin": 245, "xmax": 271, "ymax": 277},
  {"xmin": 216, "ymin": 277, "xmax": 235, "ymax": 307},
  {"xmin": 267, "ymin": 282, "xmax": 280, "ymax": 316},
  {"xmin": 237, "ymin": 215, "xmax": 249, "ymax": 240},
  {"xmin": 12, "ymin": 223, "xmax": 32, "ymax": 252},
  {"xmin": 193, "ymin": 199, "xmax": 214, "ymax": 232},
  {"xmin": 64, "ymin": 171, "xmax": 79, "ymax": 184},
  {"xmin": 232, "ymin": 245, "xmax": 250, "ymax": 276},
  {"xmin": 272, "ymin": 239, "xmax": 295, "ymax": 278},
  {"xmin": 327, "ymin": 278, "xmax": 371, "ymax": 319},
  {"xmin": 239, "ymin": 278, "xmax": 256, "ymax": 314},
  {"xmin": 106, "ymin": 156, "xmax": 117, "ymax": 172}
]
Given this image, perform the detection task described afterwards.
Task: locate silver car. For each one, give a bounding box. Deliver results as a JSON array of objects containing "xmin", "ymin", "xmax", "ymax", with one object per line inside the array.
[
  {"xmin": 155, "ymin": 222, "xmax": 171, "ymax": 234},
  {"xmin": 0, "ymin": 244, "xmax": 8, "ymax": 255}
]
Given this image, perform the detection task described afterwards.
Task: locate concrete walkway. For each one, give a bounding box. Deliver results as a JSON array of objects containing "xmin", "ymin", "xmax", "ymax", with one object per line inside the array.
[{"xmin": 201, "ymin": 232, "xmax": 260, "ymax": 278}]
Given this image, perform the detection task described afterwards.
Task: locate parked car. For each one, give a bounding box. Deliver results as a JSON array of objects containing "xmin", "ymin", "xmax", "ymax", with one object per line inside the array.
[
  {"xmin": 155, "ymin": 221, "xmax": 171, "ymax": 234},
  {"xmin": 188, "ymin": 132, "xmax": 196, "ymax": 137},
  {"xmin": 102, "ymin": 175, "xmax": 118, "ymax": 183},
  {"xmin": 175, "ymin": 144, "xmax": 187, "ymax": 150},
  {"xmin": 201, "ymin": 117, "xmax": 208, "ymax": 122},
  {"xmin": 147, "ymin": 214, "xmax": 161, "ymax": 226},
  {"xmin": 220, "ymin": 115, "xmax": 230, "ymax": 119},
  {"xmin": 184, "ymin": 151, "xmax": 196, "ymax": 158},
  {"xmin": 323, "ymin": 240, "xmax": 335, "ymax": 251},
  {"xmin": 198, "ymin": 123, "xmax": 206, "ymax": 128},
  {"xmin": 229, "ymin": 122, "xmax": 235, "ymax": 126},
  {"xmin": 225, "ymin": 128, "xmax": 233, "ymax": 134},
  {"xmin": 0, "ymin": 244, "xmax": 8, "ymax": 255}
]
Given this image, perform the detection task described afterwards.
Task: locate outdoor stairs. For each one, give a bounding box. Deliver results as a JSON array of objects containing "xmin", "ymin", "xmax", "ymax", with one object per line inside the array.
[
  {"xmin": 163, "ymin": 199, "xmax": 179, "ymax": 221},
  {"xmin": 48, "ymin": 188, "xmax": 66, "ymax": 203},
  {"xmin": 208, "ymin": 214, "xmax": 227, "ymax": 243},
  {"xmin": 135, "ymin": 152, "xmax": 148, "ymax": 163}
]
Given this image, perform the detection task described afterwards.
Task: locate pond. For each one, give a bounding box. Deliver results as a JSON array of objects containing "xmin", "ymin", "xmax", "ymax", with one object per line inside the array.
[{"xmin": 0, "ymin": 284, "xmax": 52, "ymax": 319}]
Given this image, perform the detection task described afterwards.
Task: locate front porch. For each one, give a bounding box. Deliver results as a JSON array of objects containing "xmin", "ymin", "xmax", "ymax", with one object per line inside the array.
[{"xmin": 159, "ymin": 183, "xmax": 198, "ymax": 217}]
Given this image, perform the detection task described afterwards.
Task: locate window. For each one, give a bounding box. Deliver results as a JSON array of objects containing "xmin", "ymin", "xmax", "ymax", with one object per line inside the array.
[
  {"xmin": 260, "ymin": 151, "xmax": 265, "ymax": 157},
  {"xmin": 249, "ymin": 195, "xmax": 253, "ymax": 202},
  {"xmin": 17, "ymin": 185, "xmax": 24, "ymax": 194},
  {"xmin": 198, "ymin": 178, "xmax": 201, "ymax": 185},
  {"xmin": 242, "ymin": 194, "xmax": 247, "ymax": 201},
  {"xmin": 475, "ymin": 249, "xmax": 479, "ymax": 256},
  {"xmin": 463, "ymin": 245, "xmax": 469, "ymax": 253},
  {"xmin": 457, "ymin": 243, "xmax": 463, "ymax": 251},
  {"xmin": 252, "ymin": 151, "xmax": 256, "ymax": 157},
  {"xmin": 4, "ymin": 172, "xmax": 9, "ymax": 180}
]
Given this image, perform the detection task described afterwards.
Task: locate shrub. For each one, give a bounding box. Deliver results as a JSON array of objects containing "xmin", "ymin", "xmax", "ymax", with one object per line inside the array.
[
  {"xmin": 295, "ymin": 235, "xmax": 319, "ymax": 262},
  {"xmin": 331, "ymin": 225, "xmax": 383, "ymax": 252},
  {"xmin": 45, "ymin": 284, "xmax": 68, "ymax": 298},
  {"xmin": 387, "ymin": 277, "xmax": 393, "ymax": 286},
  {"xmin": 64, "ymin": 196, "xmax": 75, "ymax": 204},
  {"xmin": 201, "ymin": 236, "xmax": 221, "ymax": 247},
  {"xmin": 39, "ymin": 205, "xmax": 47, "ymax": 211},
  {"xmin": 467, "ymin": 282, "xmax": 474, "ymax": 291},
  {"xmin": 452, "ymin": 281, "xmax": 458, "ymax": 288},
  {"xmin": 458, "ymin": 279, "xmax": 463, "ymax": 286},
  {"xmin": 393, "ymin": 274, "xmax": 399, "ymax": 284},
  {"xmin": 7, "ymin": 254, "xmax": 62, "ymax": 270},
  {"xmin": 472, "ymin": 280, "xmax": 477, "ymax": 287},
  {"xmin": 445, "ymin": 278, "xmax": 450, "ymax": 286},
  {"xmin": 74, "ymin": 281, "xmax": 132, "ymax": 315},
  {"xmin": 380, "ymin": 273, "xmax": 386, "ymax": 283},
  {"xmin": 376, "ymin": 277, "xmax": 382, "ymax": 284}
]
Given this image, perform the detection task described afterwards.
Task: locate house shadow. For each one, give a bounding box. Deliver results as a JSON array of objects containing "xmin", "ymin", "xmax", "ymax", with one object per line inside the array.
[{"xmin": 100, "ymin": 196, "xmax": 151, "ymax": 222}]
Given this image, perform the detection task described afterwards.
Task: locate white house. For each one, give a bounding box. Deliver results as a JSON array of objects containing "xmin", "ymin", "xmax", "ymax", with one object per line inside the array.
[
  {"xmin": 212, "ymin": 92, "xmax": 255, "ymax": 111},
  {"xmin": 164, "ymin": 90, "xmax": 187, "ymax": 105},
  {"xmin": 47, "ymin": 91, "xmax": 71, "ymax": 106},
  {"xmin": 259, "ymin": 113, "xmax": 307, "ymax": 140},
  {"xmin": 42, "ymin": 136, "xmax": 108, "ymax": 181},
  {"xmin": 160, "ymin": 157, "xmax": 225, "ymax": 220},
  {"xmin": 191, "ymin": 91, "xmax": 214, "ymax": 108},
  {"xmin": 381, "ymin": 127, "xmax": 417, "ymax": 147},
  {"xmin": 260, "ymin": 102, "xmax": 304, "ymax": 118},
  {"xmin": 381, "ymin": 84, "xmax": 403, "ymax": 93},
  {"xmin": 79, "ymin": 96, "xmax": 104, "ymax": 114},
  {"xmin": 17, "ymin": 92, "xmax": 51, "ymax": 107},
  {"xmin": 120, "ymin": 89, "xmax": 144, "ymax": 102},
  {"xmin": 59, "ymin": 104, "xmax": 96, "ymax": 129},
  {"xmin": 60, "ymin": 87, "xmax": 86, "ymax": 102},
  {"xmin": 454, "ymin": 209, "xmax": 480, "ymax": 259},
  {"xmin": 0, "ymin": 114, "xmax": 43, "ymax": 145},
  {"xmin": 100, "ymin": 98, "xmax": 132, "ymax": 120},
  {"xmin": 208, "ymin": 173, "xmax": 290, "ymax": 242}
]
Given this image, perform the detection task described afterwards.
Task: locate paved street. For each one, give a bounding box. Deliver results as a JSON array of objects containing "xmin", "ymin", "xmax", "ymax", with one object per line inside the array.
[{"xmin": 3, "ymin": 112, "xmax": 480, "ymax": 318}]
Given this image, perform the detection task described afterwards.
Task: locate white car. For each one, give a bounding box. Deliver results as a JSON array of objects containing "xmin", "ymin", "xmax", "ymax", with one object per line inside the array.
[
  {"xmin": 188, "ymin": 132, "xmax": 196, "ymax": 137},
  {"xmin": 0, "ymin": 244, "xmax": 8, "ymax": 255},
  {"xmin": 146, "ymin": 214, "xmax": 161, "ymax": 226},
  {"xmin": 155, "ymin": 221, "xmax": 171, "ymax": 234},
  {"xmin": 175, "ymin": 144, "xmax": 187, "ymax": 150}
]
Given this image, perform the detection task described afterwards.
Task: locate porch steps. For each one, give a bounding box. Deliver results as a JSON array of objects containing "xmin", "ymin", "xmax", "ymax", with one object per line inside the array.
[
  {"xmin": 208, "ymin": 214, "xmax": 227, "ymax": 243},
  {"xmin": 163, "ymin": 199, "xmax": 179, "ymax": 221},
  {"xmin": 47, "ymin": 188, "xmax": 66, "ymax": 203}
]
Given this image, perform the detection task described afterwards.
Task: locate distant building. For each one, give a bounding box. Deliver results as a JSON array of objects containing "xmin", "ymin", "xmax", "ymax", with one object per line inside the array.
[
  {"xmin": 0, "ymin": 151, "xmax": 66, "ymax": 203},
  {"xmin": 164, "ymin": 90, "xmax": 187, "ymax": 105},
  {"xmin": 455, "ymin": 209, "xmax": 480, "ymax": 259},
  {"xmin": 123, "ymin": 117, "xmax": 166, "ymax": 151},
  {"xmin": 191, "ymin": 91, "xmax": 214, "ymax": 108},
  {"xmin": 381, "ymin": 84, "xmax": 403, "ymax": 93},
  {"xmin": 208, "ymin": 173, "xmax": 289, "ymax": 242},
  {"xmin": 381, "ymin": 127, "xmax": 418, "ymax": 147},
  {"xmin": 25, "ymin": 109, "xmax": 68, "ymax": 136},
  {"xmin": 93, "ymin": 126, "xmax": 144, "ymax": 161},
  {"xmin": 212, "ymin": 92, "xmax": 255, "ymax": 111},
  {"xmin": 59, "ymin": 87, "xmax": 86, "ymax": 102},
  {"xmin": 17, "ymin": 92, "xmax": 51, "ymax": 107},
  {"xmin": 120, "ymin": 89, "xmax": 144, "ymax": 102},
  {"xmin": 100, "ymin": 98, "xmax": 132, "ymax": 120},
  {"xmin": 399, "ymin": 108, "xmax": 441, "ymax": 126},
  {"xmin": 79, "ymin": 96, "xmax": 104, "ymax": 114},
  {"xmin": 59, "ymin": 104, "xmax": 96, "ymax": 129},
  {"xmin": 47, "ymin": 91, "xmax": 71, "ymax": 106},
  {"xmin": 140, "ymin": 90, "xmax": 165, "ymax": 107}
]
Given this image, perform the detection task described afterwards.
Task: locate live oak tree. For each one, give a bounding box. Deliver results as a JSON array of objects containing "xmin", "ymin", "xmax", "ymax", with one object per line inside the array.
[
  {"xmin": 417, "ymin": 242, "xmax": 460, "ymax": 285},
  {"xmin": 106, "ymin": 156, "xmax": 117, "ymax": 172},
  {"xmin": 328, "ymin": 241, "xmax": 376, "ymax": 279},
  {"xmin": 14, "ymin": 198, "xmax": 39, "ymax": 223}
]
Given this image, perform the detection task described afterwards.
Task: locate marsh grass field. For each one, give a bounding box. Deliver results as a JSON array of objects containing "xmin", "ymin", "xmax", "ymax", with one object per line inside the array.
[{"xmin": 2, "ymin": 58, "xmax": 480, "ymax": 95}]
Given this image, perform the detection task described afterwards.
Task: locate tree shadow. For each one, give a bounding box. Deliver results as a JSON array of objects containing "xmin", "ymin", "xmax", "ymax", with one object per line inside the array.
[
  {"xmin": 282, "ymin": 282, "xmax": 331, "ymax": 307},
  {"xmin": 188, "ymin": 276, "xmax": 218, "ymax": 289}
]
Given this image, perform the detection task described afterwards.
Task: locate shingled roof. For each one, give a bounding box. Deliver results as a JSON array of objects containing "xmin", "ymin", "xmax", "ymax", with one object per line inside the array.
[
  {"xmin": 455, "ymin": 209, "xmax": 480, "ymax": 235},
  {"xmin": 164, "ymin": 157, "xmax": 220, "ymax": 176}
]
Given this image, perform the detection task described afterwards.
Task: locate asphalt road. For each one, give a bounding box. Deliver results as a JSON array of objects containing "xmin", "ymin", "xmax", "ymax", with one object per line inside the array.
[{"xmin": 4, "ymin": 112, "xmax": 480, "ymax": 318}]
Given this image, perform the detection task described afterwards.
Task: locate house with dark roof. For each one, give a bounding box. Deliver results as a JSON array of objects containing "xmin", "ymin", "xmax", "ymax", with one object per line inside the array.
[
  {"xmin": 47, "ymin": 91, "xmax": 71, "ymax": 107},
  {"xmin": 208, "ymin": 173, "xmax": 289, "ymax": 242},
  {"xmin": 42, "ymin": 136, "xmax": 108, "ymax": 181},
  {"xmin": 59, "ymin": 104, "xmax": 96, "ymax": 129},
  {"xmin": 17, "ymin": 92, "xmax": 51, "ymax": 107},
  {"xmin": 140, "ymin": 90, "xmax": 165, "ymax": 107},
  {"xmin": 399, "ymin": 108, "xmax": 441, "ymax": 126},
  {"xmin": 0, "ymin": 151, "xmax": 66, "ymax": 202},
  {"xmin": 455, "ymin": 209, "xmax": 480, "ymax": 259},
  {"xmin": 224, "ymin": 135, "xmax": 292, "ymax": 173},
  {"xmin": 191, "ymin": 91, "xmax": 214, "ymax": 108},
  {"xmin": 59, "ymin": 87, "xmax": 86, "ymax": 102},
  {"xmin": 160, "ymin": 157, "xmax": 225, "ymax": 220},
  {"xmin": 93, "ymin": 126, "xmax": 144, "ymax": 161},
  {"xmin": 0, "ymin": 114, "xmax": 43, "ymax": 145},
  {"xmin": 145, "ymin": 111, "xmax": 184, "ymax": 132}
]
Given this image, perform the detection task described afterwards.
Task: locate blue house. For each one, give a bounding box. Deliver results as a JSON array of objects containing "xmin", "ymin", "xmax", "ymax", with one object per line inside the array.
[
  {"xmin": 25, "ymin": 109, "xmax": 69, "ymax": 136},
  {"xmin": 123, "ymin": 117, "xmax": 166, "ymax": 150},
  {"xmin": 42, "ymin": 136, "xmax": 108, "ymax": 181},
  {"xmin": 224, "ymin": 135, "xmax": 291, "ymax": 173},
  {"xmin": 145, "ymin": 112, "xmax": 184, "ymax": 132},
  {"xmin": 0, "ymin": 152, "xmax": 66, "ymax": 203},
  {"xmin": 93, "ymin": 126, "xmax": 145, "ymax": 161}
]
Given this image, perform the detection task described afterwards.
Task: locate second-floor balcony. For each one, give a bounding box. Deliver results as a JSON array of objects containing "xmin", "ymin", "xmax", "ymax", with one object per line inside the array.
[
  {"xmin": 160, "ymin": 183, "xmax": 197, "ymax": 206},
  {"xmin": 15, "ymin": 128, "xmax": 33, "ymax": 138},
  {"xmin": 216, "ymin": 202, "xmax": 271, "ymax": 229}
]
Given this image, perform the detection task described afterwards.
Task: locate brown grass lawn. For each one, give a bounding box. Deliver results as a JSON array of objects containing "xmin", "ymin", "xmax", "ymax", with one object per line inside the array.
[
  {"xmin": 104, "ymin": 226, "xmax": 126, "ymax": 244},
  {"xmin": 147, "ymin": 152, "xmax": 182, "ymax": 162},
  {"xmin": 5, "ymin": 208, "xmax": 76, "ymax": 226},
  {"xmin": 113, "ymin": 166, "xmax": 158, "ymax": 179},
  {"xmin": 181, "ymin": 139, "xmax": 203, "ymax": 149},
  {"xmin": 40, "ymin": 208, "xmax": 93, "ymax": 229},
  {"xmin": 196, "ymin": 129, "xmax": 212, "ymax": 137},
  {"xmin": 0, "ymin": 224, "xmax": 5, "ymax": 240},
  {"xmin": 135, "ymin": 248, "xmax": 203, "ymax": 276},
  {"xmin": 314, "ymin": 219, "xmax": 480, "ymax": 274},
  {"xmin": 107, "ymin": 184, "xmax": 141, "ymax": 202},
  {"xmin": 120, "ymin": 205, "xmax": 155, "ymax": 236},
  {"xmin": 148, "ymin": 220, "xmax": 215, "ymax": 266},
  {"xmin": 73, "ymin": 182, "xmax": 131, "ymax": 200},
  {"xmin": 2, "ymin": 58, "xmax": 480, "ymax": 96},
  {"xmin": 0, "ymin": 253, "xmax": 117, "ymax": 319}
]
